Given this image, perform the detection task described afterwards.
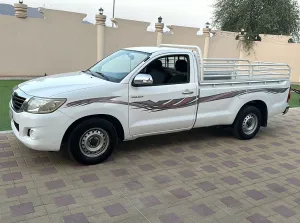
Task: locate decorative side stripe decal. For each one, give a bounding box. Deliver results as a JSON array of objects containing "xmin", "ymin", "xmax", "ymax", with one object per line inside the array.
[
  {"xmin": 199, "ymin": 88, "xmax": 288, "ymax": 104},
  {"xmin": 65, "ymin": 87, "xmax": 289, "ymax": 112},
  {"xmin": 130, "ymin": 96, "xmax": 198, "ymax": 112},
  {"xmin": 199, "ymin": 91, "xmax": 244, "ymax": 103},
  {"xmin": 66, "ymin": 96, "xmax": 118, "ymax": 108}
]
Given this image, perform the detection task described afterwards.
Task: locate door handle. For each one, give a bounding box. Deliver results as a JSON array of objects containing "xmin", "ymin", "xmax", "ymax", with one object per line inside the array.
[
  {"xmin": 131, "ymin": 95, "xmax": 144, "ymax": 98},
  {"xmin": 182, "ymin": 90, "xmax": 194, "ymax": 95}
]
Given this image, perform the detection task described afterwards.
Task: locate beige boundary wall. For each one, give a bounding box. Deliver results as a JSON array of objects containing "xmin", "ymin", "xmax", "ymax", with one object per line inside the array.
[
  {"xmin": 0, "ymin": 8, "xmax": 97, "ymax": 77},
  {"xmin": 243, "ymin": 39, "xmax": 300, "ymax": 83},
  {"xmin": 0, "ymin": 3, "xmax": 299, "ymax": 83}
]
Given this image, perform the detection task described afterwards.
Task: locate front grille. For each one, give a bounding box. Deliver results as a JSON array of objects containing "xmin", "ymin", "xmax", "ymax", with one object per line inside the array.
[{"xmin": 12, "ymin": 93, "xmax": 26, "ymax": 112}]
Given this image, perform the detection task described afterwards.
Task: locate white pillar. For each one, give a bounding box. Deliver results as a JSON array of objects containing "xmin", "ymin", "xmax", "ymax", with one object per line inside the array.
[
  {"xmin": 203, "ymin": 23, "xmax": 211, "ymax": 58},
  {"xmin": 14, "ymin": 1, "xmax": 27, "ymax": 18},
  {"xmin": 238, "ymin": 29, "xmax": 245, "ymax": 59},
  {"xmin": 155, "ymin": 16, "xmax": 164, "ymax": 46},
  {"xmin": 95, "ymin": 8, "xmax": 107, "ymax": 61}
]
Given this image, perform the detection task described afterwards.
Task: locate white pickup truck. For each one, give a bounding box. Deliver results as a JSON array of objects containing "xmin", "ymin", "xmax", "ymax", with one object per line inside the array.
[{"xmin": 10, "ymin": 44, "xmax": 291, "ymax": 165}]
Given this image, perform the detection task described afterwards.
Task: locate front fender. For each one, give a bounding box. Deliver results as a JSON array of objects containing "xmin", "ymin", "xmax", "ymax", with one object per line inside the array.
[{"xmin": 59, "ymin": 99, "xmax": 130, "ymax": 140}]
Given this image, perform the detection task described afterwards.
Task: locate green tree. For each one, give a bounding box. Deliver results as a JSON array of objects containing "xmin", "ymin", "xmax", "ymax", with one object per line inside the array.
[{"xmin": 213, "ymin": 0, "xmax": 300, "ymax": 52}]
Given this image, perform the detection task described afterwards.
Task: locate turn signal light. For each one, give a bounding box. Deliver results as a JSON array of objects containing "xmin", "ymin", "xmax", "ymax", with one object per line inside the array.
[{"xmin": 287, "ymin": 88, "xmax": 291, "ymax": 102}]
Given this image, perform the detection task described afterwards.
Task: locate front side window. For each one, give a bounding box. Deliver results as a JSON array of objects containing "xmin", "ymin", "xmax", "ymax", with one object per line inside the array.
[
  {"xmin": 138, "ymin": 54, "xmax": 190, "ymax": 86},
  {"xmin": 88, "ymin": 50, "xmax": 150, "ymax": 82}
]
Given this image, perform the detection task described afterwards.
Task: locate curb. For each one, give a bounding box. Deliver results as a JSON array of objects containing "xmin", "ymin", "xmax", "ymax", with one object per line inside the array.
[
  {"xmin": 0, "ymin": 77, "xmax": 39, "ymax": 80},
  {"xmin": 0, "ymin": 130, "xmax": 13, "ymax": 134}
]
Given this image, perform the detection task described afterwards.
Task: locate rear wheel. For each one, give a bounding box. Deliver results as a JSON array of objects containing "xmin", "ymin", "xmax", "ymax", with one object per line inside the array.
[
  {"xmin": 68, "ymin": 118, "xmax": 118, "ymax": 165},
  {"xmin": 233, "ymin": 106, "xmax": 262, "ymax": 140}
]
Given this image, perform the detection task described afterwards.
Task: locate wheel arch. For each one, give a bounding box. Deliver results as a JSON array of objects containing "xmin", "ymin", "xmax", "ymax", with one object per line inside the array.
[
  {"xmin": 235, "ymin": 100, "xmax": 268, "ymax": 127},
  {"xmin": 61, "ymin": 114, "xmax": 125, "ymax": 149}
]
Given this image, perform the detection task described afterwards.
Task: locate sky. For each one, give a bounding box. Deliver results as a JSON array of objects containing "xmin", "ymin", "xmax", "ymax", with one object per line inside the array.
[{"xmin": 1, "ymin": 0, "xmax": 215, "ymax": 28}]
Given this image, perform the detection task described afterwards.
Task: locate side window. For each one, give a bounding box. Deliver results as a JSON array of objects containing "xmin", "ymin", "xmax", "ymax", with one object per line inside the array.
[{"xmin": 139, "ymin": 54, "xmax": 190, "ymax": 86}]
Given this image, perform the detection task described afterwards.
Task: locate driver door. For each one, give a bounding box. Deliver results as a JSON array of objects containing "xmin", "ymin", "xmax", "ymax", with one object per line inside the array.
[{"xmin": 128, "ymin": 54, "xmax": 198, "ymax": 136}]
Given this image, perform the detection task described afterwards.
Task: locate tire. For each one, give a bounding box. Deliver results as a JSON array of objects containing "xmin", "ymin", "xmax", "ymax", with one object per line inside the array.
[
  {"xmin": 233, "ymin": 106, "xmax": 262, "ymax": 140},
  {"xmin": 68, "ymin": 118, "xmax": 118, "ymax": 165}
]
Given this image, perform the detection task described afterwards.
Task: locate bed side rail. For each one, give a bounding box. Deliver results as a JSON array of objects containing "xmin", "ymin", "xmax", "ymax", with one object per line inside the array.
[{"xmin": 203, "ymin": 58, "xmax": 290, "ymax": 81}]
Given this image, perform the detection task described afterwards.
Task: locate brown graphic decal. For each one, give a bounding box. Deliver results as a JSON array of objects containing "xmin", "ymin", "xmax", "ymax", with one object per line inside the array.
[
  {"xmin": 130, "ymin": 96, "xmax": 198, "ymax": 112},
  {"xmin": 65, "ymin": 96, "xmax": 128, "ymax": 108},
  {"xmin": 199, "ymin": 91, "xmax": 245, "ymax": 103},
  {"xmin": 65, "ymin": 88, "xmax": 289, "ymax": 111}
]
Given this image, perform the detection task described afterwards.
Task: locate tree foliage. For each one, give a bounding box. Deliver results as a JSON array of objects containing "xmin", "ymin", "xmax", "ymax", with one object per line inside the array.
[{"xmin": 213, "ymin": 0, "xmax": 300, "ymax": 52}]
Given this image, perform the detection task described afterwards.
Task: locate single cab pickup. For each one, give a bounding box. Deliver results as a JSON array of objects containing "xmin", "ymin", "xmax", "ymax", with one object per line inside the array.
[{"xmin": 10, "ymin": 44, "xmax": 291, "ymax": 165}]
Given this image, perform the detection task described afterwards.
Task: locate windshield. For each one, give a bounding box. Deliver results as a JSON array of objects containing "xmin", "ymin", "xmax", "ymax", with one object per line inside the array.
[{"xmin": 88, "ymin": 49, "xmax": 150, "ymax": 82}]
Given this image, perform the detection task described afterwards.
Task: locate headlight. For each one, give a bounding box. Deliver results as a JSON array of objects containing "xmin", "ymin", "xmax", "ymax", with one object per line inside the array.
[{"xmin": 23, "ymin": 97, "xmax": 66, "ymax": 114}]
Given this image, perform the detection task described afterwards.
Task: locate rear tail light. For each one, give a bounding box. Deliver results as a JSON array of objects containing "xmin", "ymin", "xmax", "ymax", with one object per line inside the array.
[{"xmin": 287, "ymin": 87, "xmax": 291, "ymax": 102}]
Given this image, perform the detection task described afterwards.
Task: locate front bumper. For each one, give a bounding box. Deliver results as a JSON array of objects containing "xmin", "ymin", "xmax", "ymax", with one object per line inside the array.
[
  {"xmin": 283, "ymin": 105, "xmax": 289, "ymax": 115},
  {"xmin": 10, "ymin": 105, "xmax": 74, "ymax": 151}
]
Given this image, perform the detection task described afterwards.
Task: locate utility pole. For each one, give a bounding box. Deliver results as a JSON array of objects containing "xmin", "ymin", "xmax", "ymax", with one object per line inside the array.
[
  {"xmin": 112, "ymin": 0, "xmax": 115, "ymax": 27},
  {"xmin": 113, "ymin": 0, "xmax": 115, "ymax": 18}
]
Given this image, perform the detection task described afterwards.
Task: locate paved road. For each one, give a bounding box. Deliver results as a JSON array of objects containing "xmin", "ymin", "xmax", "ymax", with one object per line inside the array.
[{"xmin": 0, "ymin": 109, "xmax": 300, "ymax": 223}]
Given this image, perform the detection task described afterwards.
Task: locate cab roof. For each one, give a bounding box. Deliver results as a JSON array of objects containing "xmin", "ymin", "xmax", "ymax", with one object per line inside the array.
[{"xmin": 124, "ymin": 46, "xmax": 193, "ymax": 54}]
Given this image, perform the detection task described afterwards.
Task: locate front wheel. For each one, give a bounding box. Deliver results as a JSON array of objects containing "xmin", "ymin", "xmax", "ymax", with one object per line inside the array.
[
  {"xmin": 233, "ymin": 106, "xmax": 262, "ymax": 140},
  {"xmin": 68, "ymin": 118, "xmax": 118, "ymax": 165}
]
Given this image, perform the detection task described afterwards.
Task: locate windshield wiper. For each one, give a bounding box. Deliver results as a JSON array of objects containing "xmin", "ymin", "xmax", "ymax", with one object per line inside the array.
[
  {"xmin": 95, "ymin": 72, "xmax": 109, "ymax": 80},
  {"xmin": 82, "ymin": 70, "xmax": 109, "ymax": 80},
  {"xmin": 82, "ymin": 69, "xmax": 93, "ymax": 75}
]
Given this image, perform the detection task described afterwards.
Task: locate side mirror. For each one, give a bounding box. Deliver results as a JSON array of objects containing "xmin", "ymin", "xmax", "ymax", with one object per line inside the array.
[{"xmin": 133, "ymin": 74, "xmax": 153, "ymax": 86}]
